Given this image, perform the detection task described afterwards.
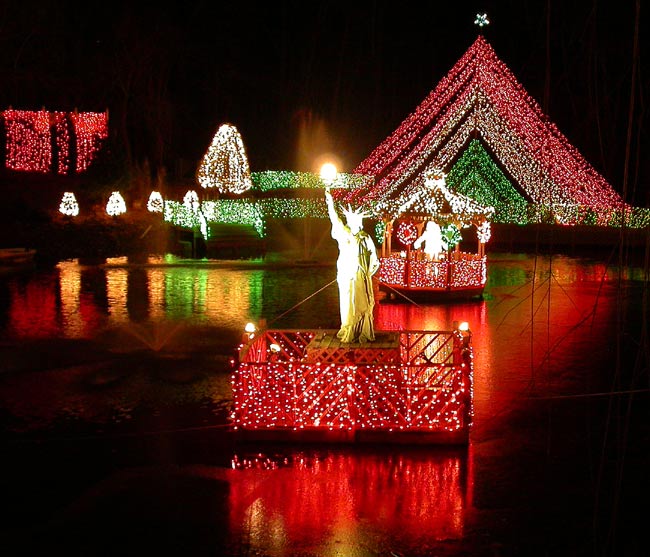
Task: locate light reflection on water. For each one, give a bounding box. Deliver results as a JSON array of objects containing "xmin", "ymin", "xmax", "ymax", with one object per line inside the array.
[
  {"xmin": 3, "ymin": 253, "xmax": 639, "ymax": 340},
  {"xmin": 0, "ymin": 253, "xmax": 641, "ymax": 430},
  {"xmin": 226, "ymin": 447, "xmax": 468, "ymax": 552},
  {"xmin": 0, "ymin": 252, "xmax": 647, "ymax": 555},
  {"xmin": 3, "ymin": 258, "xmax": 341, "ymax": 340}
]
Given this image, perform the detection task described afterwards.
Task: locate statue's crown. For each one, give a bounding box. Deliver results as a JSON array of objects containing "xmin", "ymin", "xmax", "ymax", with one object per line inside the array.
[{"xmin": 342, "ymin": 204, "xmax": 367, "ymax": 228}]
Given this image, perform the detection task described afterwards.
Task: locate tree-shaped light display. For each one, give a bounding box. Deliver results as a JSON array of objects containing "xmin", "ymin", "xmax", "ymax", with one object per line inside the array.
[
  {"xmin": 106, "ymin": 191, "xmax": 127, "ymax": 216},
  {"xmin": 59, "ymin": 192, "xmax": 79, "ymax": 217},
  {"xmin": 447, "ymin": 139, "xmax": 529, "ymax": 224},
  {"xmin": 197, "ymin": 123, "xmax": 253, "ymax": 194},
  {"xmin": 147, "ymin": 191, "xmax": 164, "ymax": 213}
]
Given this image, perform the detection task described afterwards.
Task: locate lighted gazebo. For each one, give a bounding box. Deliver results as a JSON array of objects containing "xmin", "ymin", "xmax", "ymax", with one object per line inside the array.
[{"xmin": 373, "ymin": 169, "xmax": 495, "ymax": 300}]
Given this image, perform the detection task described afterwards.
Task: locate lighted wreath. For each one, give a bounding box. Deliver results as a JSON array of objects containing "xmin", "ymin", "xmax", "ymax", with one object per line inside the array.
[
  {"xmin": 441, "ymin": 223, "xmax": 462, "ymax": 250},
  {"xmin": 396, "ymin": 221, "xmax": 418, "ymax": 247}
]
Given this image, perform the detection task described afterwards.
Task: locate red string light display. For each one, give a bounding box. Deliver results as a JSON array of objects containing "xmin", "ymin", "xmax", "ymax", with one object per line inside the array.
[
  {"xmin": 341, "ymin": 36, "xmax": 626, "ymax": 224},
  {"xmin": 378, "ymin": 254, "xmax": 487, "ymax": 292},
  {"xmin": 52, "ymin": 111, "xmax": 71, "ymax": 175},
  {"xmin": 232, "ymin": 329, "xmax": 473, "ymax": 440},
  {"xmin": 2, "ymin": 109, "xmax": 108, "ymax": 174},
  {"xmin": 3, "ymin": 109, "xmax": 52, "ymax": 173},
  {"xmin": 70, "ymin": 111, "xmax": 108, "ymax": 173}
]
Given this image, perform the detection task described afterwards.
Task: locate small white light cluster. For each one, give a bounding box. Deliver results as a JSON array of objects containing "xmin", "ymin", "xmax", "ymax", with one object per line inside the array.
[
  {"xmin": 106, "ymin": 191, "xmax": 127, "ymax": 216},
  {"xmin": 59, "ymin": 192, "xmax": 79, "ymax": 217}
]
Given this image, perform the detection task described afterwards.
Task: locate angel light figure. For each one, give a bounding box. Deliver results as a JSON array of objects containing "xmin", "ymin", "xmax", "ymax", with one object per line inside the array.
[
  {"xmin": 325, "ymin": 188, "xmax": 380, "ymax": 343},
  {"xmin": 414, "ymin": 221, "xmax": 444, "ymax": 260}
]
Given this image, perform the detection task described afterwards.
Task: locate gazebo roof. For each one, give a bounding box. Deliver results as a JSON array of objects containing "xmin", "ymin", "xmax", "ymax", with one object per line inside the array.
[
  {"xmin": 336, "ymin": 35, "xmax": 624, "ymax": 215},
  {"xmin": 381, "ymin": 170, "xmax": 494, "ymax": 228}
]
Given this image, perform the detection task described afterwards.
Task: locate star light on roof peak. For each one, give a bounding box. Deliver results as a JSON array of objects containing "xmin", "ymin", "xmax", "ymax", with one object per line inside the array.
[{"xmin": 474, "ymin": 13, "xmax": 489, "ymax": 28}]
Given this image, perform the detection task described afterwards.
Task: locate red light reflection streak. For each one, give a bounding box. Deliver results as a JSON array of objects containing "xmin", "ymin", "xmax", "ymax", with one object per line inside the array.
[
  {"xmin": 375, "ymin": 300, "xmax": 488, "ymax": 332},
  {"xmin": 8, "ymin": 278, "xmax": 59, "ymax": 338},
  {"xmin": 229, "ymin": 450, "xmax": 467, "ymax": 550}
]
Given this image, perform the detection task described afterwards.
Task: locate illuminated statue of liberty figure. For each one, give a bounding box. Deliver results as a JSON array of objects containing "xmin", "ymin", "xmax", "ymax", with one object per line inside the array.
[{"xmin": 325, "ymin": 188, "xmax": 380, "ymax": 343}]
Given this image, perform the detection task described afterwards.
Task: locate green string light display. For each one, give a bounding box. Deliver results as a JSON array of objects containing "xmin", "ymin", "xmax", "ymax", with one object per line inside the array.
[
  {"xmin": 446, "ymin": 139, "xmax": 529, "ymax": 224},
  {"xmin": 164, "ymin": 161, "xmax": 650, "ymax": 239},
  {"xmin": 163, "ymin": 157, "xmax": 650, "ymax": 239},
  {"xmin": 252, "ymin": 171, "xmax": 370, "ymax": 192}
]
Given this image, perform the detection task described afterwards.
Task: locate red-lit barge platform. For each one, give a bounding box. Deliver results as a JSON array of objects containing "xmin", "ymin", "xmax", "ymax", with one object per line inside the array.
[{"xmin": 231, "ymin": 324, "xmax": 473, "ymax": 444}]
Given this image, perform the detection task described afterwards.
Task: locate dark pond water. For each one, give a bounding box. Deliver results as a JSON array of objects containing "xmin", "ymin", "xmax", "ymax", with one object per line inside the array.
[{"xmin": 0, "ymin": 252, "xmax": 648, "ymax": 556}]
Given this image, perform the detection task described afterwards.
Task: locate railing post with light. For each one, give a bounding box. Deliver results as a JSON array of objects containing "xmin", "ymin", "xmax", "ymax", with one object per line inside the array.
[{"xmin": 452, "ymin": 321, "xmax": 473, "ymax": 433}]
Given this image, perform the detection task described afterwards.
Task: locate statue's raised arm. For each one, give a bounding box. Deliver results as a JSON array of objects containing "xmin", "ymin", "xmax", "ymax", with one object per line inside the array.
[{"xmin": 325, "ymin": 187, "xmax": 344, "ymax": 237}]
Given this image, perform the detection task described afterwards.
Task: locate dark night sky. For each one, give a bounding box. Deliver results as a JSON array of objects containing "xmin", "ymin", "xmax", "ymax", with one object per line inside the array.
[{"xmin": 1, "ymin": 1, "xmax": 647, "ymax": 204}]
